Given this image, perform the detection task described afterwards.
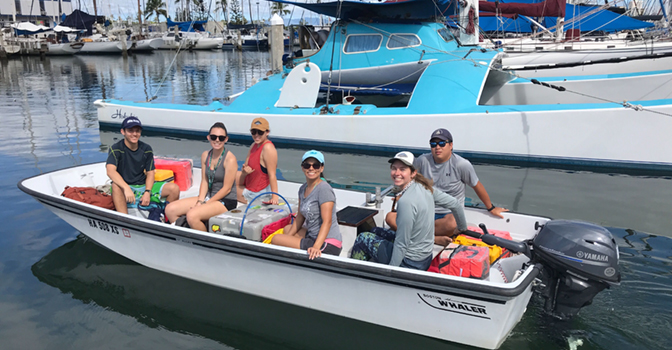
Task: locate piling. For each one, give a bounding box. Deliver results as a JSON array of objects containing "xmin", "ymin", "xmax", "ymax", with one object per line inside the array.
[{"xmin": 269, "ymin": 14, "xmax": 284, "ymax": 73}]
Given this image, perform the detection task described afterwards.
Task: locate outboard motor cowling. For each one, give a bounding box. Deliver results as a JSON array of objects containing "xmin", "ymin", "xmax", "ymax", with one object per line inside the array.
[{"xmin": 532, "ymin": 220, "xmax": 620, "ymax": 319}]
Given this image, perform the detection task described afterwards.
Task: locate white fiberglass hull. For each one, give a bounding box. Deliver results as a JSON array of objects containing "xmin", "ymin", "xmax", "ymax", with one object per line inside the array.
[
  {"xmin": 19, "ymin": 162, "xmax": 548, "ymax": 350},
  {"xmin": 46, "ymin": 42, "xmax": 84, "ymax": 55},
  {"xmin": 508, "ymin": 55, "xmax": 672, "ymax": 78},
  {"xmin": 79, "ymin": 41, "xmax": 124, "ymax": 54},
  {"xmin": 132, "ymin": 38, "xmax": 163, "ymax": 51},
  {"xmin": 95, "ymin": 99, "xmax": 672, "ymax": 171}
]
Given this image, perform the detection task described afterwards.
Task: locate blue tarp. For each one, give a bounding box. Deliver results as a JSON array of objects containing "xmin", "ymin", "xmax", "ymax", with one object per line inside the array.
[
  {"xmin": 166, "ymin": 18, "xmax": 207, "ymax": 32},
  {"xmin": 477, "ymin": 3, "xmax": 654, "ymax": 33},
  {"xmin": 61, "ymin": 9, "xmax": 105, "ymax": 36}
]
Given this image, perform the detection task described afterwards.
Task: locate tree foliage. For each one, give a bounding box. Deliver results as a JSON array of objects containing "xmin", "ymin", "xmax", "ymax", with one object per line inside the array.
[{"xmin": 144, "ymin": 0, "xmax": 168, "ymax": 22}]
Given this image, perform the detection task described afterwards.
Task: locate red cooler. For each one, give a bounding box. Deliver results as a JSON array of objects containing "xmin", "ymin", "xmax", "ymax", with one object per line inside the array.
[{"xmin": 155, "ymin": 157, "xmax": 193, "ymax": 191}]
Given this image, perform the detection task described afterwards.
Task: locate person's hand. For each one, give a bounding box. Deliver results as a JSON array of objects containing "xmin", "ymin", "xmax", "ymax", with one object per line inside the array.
[
  {"xmin": 192, "ymin": 199, "xmax": 203, "ymax": 209},
  {"xmin": 435, "ymin": 236, "xmax": 453, "ymax": 247},
  {"xmin": 242, "ymin": 164, "xmax": 254, "ymax": 175},
  {"xmin": 489, "ymin": 207, "xmax": 509, "ymax": 218},
  {"xmin": 269, "ymin": 195, "xmax": 279, "ymax": 205},
  {"xmin": 307, "ymin": 247, "xmax": 322, "ymax": 260},
  {"xmin": 123, "ymin": 187, "xmax": 136, "ymax": 204},
  {"xmin": 140, "ymin": 192, "xmax": 150, "ymax": 206}
]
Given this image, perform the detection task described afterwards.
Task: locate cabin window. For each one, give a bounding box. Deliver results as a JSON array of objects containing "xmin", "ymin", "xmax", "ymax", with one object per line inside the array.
[
  {"xmin": 438, "ymin": 28, "xmax": 454, "ymax": 43},
  {"xmin": 387, "ymin": 34, "xmax": 421, "ymax": 49},
  {"xmin": 166, "ymin": 33, "xmax": 175, "ymax": 37},
  {"xmin": 343, "ymin": 34, "xmax": 383, "ymax": 54}
]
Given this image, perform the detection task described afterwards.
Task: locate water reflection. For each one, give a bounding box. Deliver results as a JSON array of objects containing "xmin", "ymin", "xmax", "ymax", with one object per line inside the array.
[{"xmin": 31, "ymin": 235, "xmax": 467, "ymax": 350}]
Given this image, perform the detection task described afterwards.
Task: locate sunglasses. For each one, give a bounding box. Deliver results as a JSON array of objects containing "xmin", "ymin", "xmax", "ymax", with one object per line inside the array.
[
  {"xmin": 251, "ymin": 129, "xmax": 266, "ymax": 136},
  {"xmin": 430, "ymin": 141, "xmax": 449, "ymax": 148},
  {"xmin": 301, "ymin": 162, "xmax": 322, "ymax": 170},
  {"xmin": 209, "ymin": 134, "xmax": 227, "ymax": 142}
]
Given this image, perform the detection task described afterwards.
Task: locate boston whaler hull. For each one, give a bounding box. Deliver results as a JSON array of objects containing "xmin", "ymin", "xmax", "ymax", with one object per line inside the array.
[
  {"xmin": 21, "ymin": 162, "xmax": 552, "ymax": 349},
  {"xmin": 20, "ymin": 161, "xmax": 621, "ymax": 348}
]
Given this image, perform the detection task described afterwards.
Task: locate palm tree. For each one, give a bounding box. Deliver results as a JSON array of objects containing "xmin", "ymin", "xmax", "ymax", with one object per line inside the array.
[
  {"xmin": 270, "ymin": 2, "xmax": 290, "ymax": 17},
  {"xmin": 144, "ymin": 0, "xmax": 168, "ymax": 23},
  {"xmin": 216, "ymin": 0, "xmax": 229, "ymax": 23}
]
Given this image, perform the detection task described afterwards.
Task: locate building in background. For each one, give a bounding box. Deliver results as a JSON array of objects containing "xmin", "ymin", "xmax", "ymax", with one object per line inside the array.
[{"xmin": 0, "ymin": 0, "xmax": 74, "ymax": 27}]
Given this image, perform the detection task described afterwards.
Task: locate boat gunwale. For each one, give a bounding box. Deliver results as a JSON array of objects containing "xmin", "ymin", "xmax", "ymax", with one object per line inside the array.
[{"xmin": 18, "ymin": 163, "xmax": 542, "ymax": 302}]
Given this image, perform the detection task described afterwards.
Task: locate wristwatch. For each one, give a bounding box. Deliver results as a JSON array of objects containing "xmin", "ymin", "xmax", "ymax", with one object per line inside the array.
[
  {"xmin": 144, "ymin": 189, "xmax": 151, "ymax": 194},
  {"xmin": 487, "ymin": 205, "xmax": 496, "ymax": 211}
]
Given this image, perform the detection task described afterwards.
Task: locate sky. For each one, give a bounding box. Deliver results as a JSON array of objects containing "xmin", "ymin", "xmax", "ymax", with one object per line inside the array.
[{"xmin": 76, "ymin": 0, "xmax": 324, "ymax": 23}]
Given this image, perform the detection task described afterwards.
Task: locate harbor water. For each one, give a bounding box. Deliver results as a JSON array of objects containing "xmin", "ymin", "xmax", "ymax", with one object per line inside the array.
[{"xmin": 1, "ymin": 50, "xmax": 671, "ymax": 350}]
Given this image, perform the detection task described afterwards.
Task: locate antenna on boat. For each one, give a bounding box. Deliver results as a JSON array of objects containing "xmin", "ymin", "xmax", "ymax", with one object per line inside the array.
[{"xmin": 324, "ymin": 0, "xmax": 344, "ymax": 113}]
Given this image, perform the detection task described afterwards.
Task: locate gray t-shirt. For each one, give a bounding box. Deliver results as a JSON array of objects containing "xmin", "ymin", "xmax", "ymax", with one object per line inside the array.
[
  {"xmin": 390, "ymin": 182, "xmax": 467, "ymax": 267},
  {"xmin": 414, "ymin": 153, "xmax": 479, "ymax": 214},
  {"xmin": 298, "ymin": 181, "xmax": 341, "ymax": 242}
]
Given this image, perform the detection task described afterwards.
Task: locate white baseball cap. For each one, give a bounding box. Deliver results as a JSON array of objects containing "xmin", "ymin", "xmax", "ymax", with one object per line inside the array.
[{"xmin": 388, "ymin": 151, "xmax": 415, "ymax": 167}]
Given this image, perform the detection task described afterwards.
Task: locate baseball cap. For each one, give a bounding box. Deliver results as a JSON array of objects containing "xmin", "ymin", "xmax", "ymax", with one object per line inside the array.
[
  {"xmin": 302, "ymin": 150, "xmax": 325, "ymax": 164},
  {"xmin": 388, "ymin": 151, "xmax": 415, "ymax": 167},
  {"xmin": 430, "ymin": 128, "xmax": 452, "ymax": 142},
  {"xmin": 250, "ymin": 117, "xmax": 270, "ymax": 131},
  {"xmin": 121, "ymin": 117, "xmax": 142, "ymax": 129}
]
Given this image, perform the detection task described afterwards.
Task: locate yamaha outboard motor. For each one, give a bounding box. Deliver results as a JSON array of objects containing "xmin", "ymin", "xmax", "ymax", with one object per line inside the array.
[{"xmin": 532, "ymin": 220, "xmax": 621, "ymax": 319}]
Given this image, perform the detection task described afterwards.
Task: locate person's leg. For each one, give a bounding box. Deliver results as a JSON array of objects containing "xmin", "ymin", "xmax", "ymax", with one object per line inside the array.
[
  {"xmin": 186, "ymin": 201, "xmax": 228, "ymax": 232},
  {"xmin": 385, "ymin": 212, "xmax": 397, "ymax": 231},
  {"xmin": 111, "ymin": 182, "xmax": 129, "ymax": 214},
  {"xmin": 435, "ymin": 213, "xmax": 457, "ymax": 236},
  {"xmin": 271, "ymin": 228, "xmax": 305, "ymax": 248},
  {"xmin": 236, "ymin": 171, "xmax": 247, "ymax": 203},
  {"xmin": 165, "ymin": 196, "xmax": 198, "ymax": 223},
  {"xmin": 350, "ymin": 231, "xmax": 385, "ymax": 261},
  {"xmin": 160, "ymin": 182, "xmax": 180, "ymax": 202}
]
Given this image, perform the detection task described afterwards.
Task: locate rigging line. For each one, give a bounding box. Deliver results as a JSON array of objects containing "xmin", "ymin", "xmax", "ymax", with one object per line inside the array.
[
  {"xmin": 325, "ymin": 0, "xmax": 344, "ymax": 111},
  {"xmin": 148, "ymin": 17, "xmax": 200, "ymax": 101}
]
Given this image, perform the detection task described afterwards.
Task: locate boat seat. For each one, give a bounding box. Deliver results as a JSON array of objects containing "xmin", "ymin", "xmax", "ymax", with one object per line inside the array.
[{"xmin": 337, "ymin": 206, "xmax": 379, "ymax": 258}]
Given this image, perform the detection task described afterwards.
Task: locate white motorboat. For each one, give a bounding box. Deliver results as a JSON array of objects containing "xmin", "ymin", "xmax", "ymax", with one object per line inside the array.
[
  {"xmin": 19, "ymin": 161, "xmax": 620, "ymax": 349},
  {"xmin": 79, "ymin": 37, "xmax": 124, "ymax": 54},
  {"xmin": 159, "ymin": 32, "xmax": 224, "ymax": 50},
  {"xmin": 130, "ymin": 38, "xmax": 164, "ymax": 52},
  {"xmin": 46, "ymin": 42, "xmax": 85, "ymax": 55}
]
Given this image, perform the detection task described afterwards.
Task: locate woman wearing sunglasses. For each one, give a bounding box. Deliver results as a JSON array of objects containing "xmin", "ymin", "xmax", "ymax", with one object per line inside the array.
[
  {"xmin": 351, "ymin": 151, "xmax": 468, "ymax": 270},
  {"xmin": 165, "ymin": 122, "xmax": 238, "ymax": 230},
  {"xmin": 236, "ymin": 117, "xmax": 280, "ymax": 205},
  {"xmin": 271, "ymin": 150, "xmax": 342, "ymax": 259}
]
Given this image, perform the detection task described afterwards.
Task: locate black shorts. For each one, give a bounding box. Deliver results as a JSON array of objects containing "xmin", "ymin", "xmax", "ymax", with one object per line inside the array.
[
  {"xmin": 221, "ymin": 198, "xmax": 238, "ymax": 211},
  {"xmin": 300, "ymin": 237, "xmax": 342, "ymax": 256}
]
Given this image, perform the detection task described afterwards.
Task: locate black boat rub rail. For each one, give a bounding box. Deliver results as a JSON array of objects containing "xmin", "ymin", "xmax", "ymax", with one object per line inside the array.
[{"xmin": 19, "ymin": 174, "xmax": 538, "ymax": 303}]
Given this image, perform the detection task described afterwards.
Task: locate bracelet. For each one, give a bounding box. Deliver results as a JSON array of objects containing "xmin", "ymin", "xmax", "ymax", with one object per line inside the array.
[
  {"xmin": 144, "ymin": 189, "xmax": 151, "ymax": 193},
  {"xmin": 487, "ymin": 205, "xmax": 496, "ymax": 211}
]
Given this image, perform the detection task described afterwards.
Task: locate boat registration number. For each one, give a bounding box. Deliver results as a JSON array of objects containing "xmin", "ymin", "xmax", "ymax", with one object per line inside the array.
[{"xmin": 88, "ymin": 218, "xmax": 121, "ymax": 235}]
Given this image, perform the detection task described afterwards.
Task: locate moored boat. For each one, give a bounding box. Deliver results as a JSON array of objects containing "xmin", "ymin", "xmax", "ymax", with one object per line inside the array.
[
  {"xmin": 19, "ymin": 161, "xmax": 620, "ymax": 349},
  {"xmin": 95, "ymin": 0, "xmax": 672, "ymax": 172}
]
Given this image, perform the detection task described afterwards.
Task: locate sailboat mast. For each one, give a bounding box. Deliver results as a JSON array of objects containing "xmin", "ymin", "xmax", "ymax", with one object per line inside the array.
[{"xmin": 94, "ymin": 0, "xmax": 98, "ymax": 17}]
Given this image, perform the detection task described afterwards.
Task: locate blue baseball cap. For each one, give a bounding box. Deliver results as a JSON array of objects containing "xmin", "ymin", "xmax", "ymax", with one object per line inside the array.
[
  {"xmin": 430, "ymin": 128, "xmax": 452, "ymax": 142},
  {"xmin": 302, "ymin": 150, "xmax": 325, "ymax": 164},
  {"xmin": 121, "ymin": 117, "xmax": 142, "ymax": 129}
]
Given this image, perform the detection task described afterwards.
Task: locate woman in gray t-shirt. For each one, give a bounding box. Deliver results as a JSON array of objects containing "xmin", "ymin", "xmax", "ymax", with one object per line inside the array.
[{"xmin": 271, "ymin": 150, "xmax": 342, "ymax": 259}]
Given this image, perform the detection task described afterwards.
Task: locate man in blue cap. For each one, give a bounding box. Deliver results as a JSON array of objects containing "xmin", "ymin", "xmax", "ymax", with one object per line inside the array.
[
  {"xmin": 106, "ymin": 117, "xmax": 180, "ymax": 214},
  {"xmin": 415, "ymin": 128, "xmax": 507, "ymax": 244},
  {"xmin": 386, "ymin": 128, "xmax": 508, "ymax": 245}
]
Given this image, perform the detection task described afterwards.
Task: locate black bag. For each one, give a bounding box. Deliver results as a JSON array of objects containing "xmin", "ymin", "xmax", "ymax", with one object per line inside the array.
[{"xmin": 174, "ymin": 215, "xmax": 190, "ymax": 228}]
